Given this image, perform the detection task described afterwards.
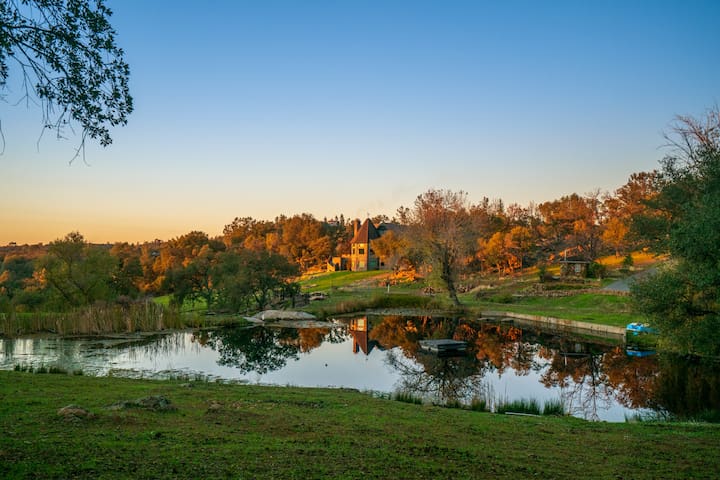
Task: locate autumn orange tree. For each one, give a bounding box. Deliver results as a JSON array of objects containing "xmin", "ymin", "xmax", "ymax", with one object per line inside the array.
[
  {"xmin": 370, "ymin": 230, "xmax": 409, "ymax": 272},
  {"xmin": 603, "ymin": 171, "xmax": 663, "ymax": 254},
  {"xmin": 398, "ymin": 189, "xmax": 476, "ymax": 305},
  {"xmin": 537, "ymin": 192, "xmax": 603, "ymax": 261}
]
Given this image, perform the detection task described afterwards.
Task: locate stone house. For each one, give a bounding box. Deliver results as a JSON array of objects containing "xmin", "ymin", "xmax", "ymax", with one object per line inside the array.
[
  {"xmin": 349, "ymin": 218, "xmax": 381, "ymax": 271},
  {"xmin": 327, "ymin": 218, "xmax": 400, "ymax": 272}
]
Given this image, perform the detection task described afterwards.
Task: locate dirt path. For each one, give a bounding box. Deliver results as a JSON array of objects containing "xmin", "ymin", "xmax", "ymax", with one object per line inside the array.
[{"xmin": 603, "ymin": 267, "xmax": 657, "ymax": 293}]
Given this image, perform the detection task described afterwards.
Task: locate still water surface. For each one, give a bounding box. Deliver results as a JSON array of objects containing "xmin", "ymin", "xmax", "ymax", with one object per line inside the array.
[{"xmin": 2, "ymin": 315, "xmax": 718, "ymax": 422}]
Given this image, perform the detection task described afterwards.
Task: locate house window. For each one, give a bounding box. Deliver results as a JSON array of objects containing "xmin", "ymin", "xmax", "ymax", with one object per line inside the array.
[{"xmin": 359, "ymin": 248, "xmax": 365, "ymax": 255}]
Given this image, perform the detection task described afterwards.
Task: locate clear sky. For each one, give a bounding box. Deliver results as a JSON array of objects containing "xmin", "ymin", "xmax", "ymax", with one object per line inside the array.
[{"xmin": 2, "ymin": 0, "xmax": 719, "ymax": 245}]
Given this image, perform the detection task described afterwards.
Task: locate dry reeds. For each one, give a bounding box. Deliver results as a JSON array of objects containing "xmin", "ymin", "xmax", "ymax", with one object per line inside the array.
[{"xmin": 1, "ymin": 302, "xmax": 184, "ymax": 337}]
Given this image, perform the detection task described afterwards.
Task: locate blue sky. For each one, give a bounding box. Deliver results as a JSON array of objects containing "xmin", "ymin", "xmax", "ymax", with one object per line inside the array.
[{"xmin": 2, "ymin": 0, "xmax": 719, "ymax": 244}]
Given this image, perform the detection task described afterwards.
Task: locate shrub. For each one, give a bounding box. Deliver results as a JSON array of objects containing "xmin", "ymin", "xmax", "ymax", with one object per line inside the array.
[
  {"xmin": 537, "ymin": 263, "xmax": 548, "ymax": 283},
  {"xmin": 622, "ymin": 254, "xmax": 634, "ymax": 268},
  {"xmin": 489, "ymin": 294, "xmax": 514, "ymax": 304},
  {"xmin": 586, "ymin": 262, "xmax": 607, "ymax": 279},
  {"xmin": 620, "ymin": 254, "xmax": 634, "ymax": 275}
]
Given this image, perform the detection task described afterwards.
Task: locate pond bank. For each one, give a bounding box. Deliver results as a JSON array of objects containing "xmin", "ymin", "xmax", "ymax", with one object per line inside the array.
[
  {"xmin": 360, "ymin": 307, "xmax": 628, "ymax": 344},
  {"xmin": 484, "ymin": 310, "xmax": 628, "ymax": 343}
]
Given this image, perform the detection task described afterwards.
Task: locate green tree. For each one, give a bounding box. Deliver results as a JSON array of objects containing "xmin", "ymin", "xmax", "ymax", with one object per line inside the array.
[
  {"xmin": 0, "ymin": 255, "xmax": 35, "ymax": 317},
  {"xmin": 37, "ymin": 232, "xmax": 116, "ymax": 308},
  {"xmin": 164, "ymin": 244, "xmax": 222, "ymax": 310},
  {"xmin": 632, "ymin": 108, "xmax": 720, "ymax": 356},
  {"xmin": 236, "ymin": 249, "xmax": 299, "ymax": 310},
  {"xmin": 1, "ymin": 0, "xmax": 132, "ymax": 155},
  {"xmin": 212, "ymin": 250, "xmax": 254, "ymax": 312},
  {"xmin": 211, "ymin": 248, "xmax": 299, "ymax": 312},
  {"xmin": 109, "ymin": 242, "xmax": 143, "ymax": 297}
]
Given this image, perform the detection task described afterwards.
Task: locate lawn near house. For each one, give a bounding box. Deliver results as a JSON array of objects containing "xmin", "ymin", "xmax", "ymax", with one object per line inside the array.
[
  {"xmin": 467, "ymin": 293, "xmax": 636, "ymax": 328},
  {"xmin": 296, "ymin": 263, "xmax": 642, "ymax": 329}
]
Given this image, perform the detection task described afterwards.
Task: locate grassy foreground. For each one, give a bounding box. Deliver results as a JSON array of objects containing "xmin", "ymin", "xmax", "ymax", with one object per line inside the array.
[{"xmin": 1, "ymin": 371, "xmax": 718, "ymax": 479}]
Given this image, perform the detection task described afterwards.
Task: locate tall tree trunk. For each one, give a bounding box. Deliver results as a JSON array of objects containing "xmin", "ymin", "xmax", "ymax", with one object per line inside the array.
[{"xmin": 440, "ymin": 250, "xmax": 461, "ymax": 306}]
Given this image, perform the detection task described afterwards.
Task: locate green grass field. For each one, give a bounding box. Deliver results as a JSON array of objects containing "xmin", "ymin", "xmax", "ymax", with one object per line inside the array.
[
  {"xmin": 465, "ymin": 293, "xmax": 636, "ymax": 327},
  {"xmin": 1, "ymin": 371, "xmax": 718, "ymax": 479},
  {"xmin": 299, "ymin": 270, "xmax": 388, "ymax": 291},
  {"xmin": 295, "ymin": 269, "xmax": 637, "ymax": 327}
]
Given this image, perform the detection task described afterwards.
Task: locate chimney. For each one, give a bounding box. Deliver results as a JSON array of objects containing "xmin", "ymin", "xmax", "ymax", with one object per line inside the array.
[{"xmin": 353, "ymin": 219, "xmax": 360, "ymax": 236}]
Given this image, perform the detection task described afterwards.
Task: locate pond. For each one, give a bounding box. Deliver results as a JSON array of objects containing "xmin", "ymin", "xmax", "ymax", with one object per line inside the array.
[{"xmin": 2, "ymin": 315, "xmax": 719, "ymax": 422}]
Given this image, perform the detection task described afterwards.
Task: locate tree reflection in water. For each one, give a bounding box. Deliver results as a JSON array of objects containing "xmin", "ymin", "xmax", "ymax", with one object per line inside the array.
[
  {"xmin": 649, "ymin": 354, "xmax": 720, "ymax": 421},
  {"xmin": 204, "ymin": 326, "xmax": 345, "ymax": 374},
  {"xmin": 371, "ymin": 316, "xmax": 668, "ymax": 420},
  {"xmin": 191, "ymin": 316, "xmax": 719, "ymax": 421},
  {"xmin": 540, "ymin": 349, "xmax": 613, "ymax": 421},
  {"xmin": 601, "ymin": 346, "xmax": 658, "ymax": 409},
  {"xmin": 385, "ymin": 349, "xmax": 489, "ymax": 405},
  {"xmin": 376, "ymin": 317, "xmax": 546, "ymax": 407}
]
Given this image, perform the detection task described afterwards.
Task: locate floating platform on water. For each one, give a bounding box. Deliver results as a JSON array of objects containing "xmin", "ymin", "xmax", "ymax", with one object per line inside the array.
[{"xmin": 418, "ymin": 339, "xmax": 467, "ymax": 354}]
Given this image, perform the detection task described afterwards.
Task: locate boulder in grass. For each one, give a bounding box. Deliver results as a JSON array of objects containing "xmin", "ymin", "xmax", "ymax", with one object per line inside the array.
[
  {"xmin": 57, "ymin": 405, "xmax": 95, "ymax": 421},
  {"xmin": 108, "ymin": 395, "xmax": 176, "ymax": 412},
  {"xmin": 136, "ymin": 395, "xmax": 176, "ymax": 412}
]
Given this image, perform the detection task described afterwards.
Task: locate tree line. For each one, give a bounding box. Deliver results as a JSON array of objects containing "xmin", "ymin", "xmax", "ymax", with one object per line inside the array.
[
  {"xmin": 2, "ymin": 108, "xmax": 719, "ymax": 358},
  {"xmin": 1, "ymin": 170, "xmax": 658, "ymax": 314}
]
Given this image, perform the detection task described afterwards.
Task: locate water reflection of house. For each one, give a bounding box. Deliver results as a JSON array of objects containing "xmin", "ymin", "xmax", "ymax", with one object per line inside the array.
[{"xmin": 349, "ymin": 317, "xmax": 382, "ymax": 355}]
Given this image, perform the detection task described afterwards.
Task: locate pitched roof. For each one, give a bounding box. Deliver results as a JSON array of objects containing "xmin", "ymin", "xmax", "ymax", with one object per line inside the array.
[{"xmin": 351, "ymin": 219, "xmax": 380, "ymax": 244}]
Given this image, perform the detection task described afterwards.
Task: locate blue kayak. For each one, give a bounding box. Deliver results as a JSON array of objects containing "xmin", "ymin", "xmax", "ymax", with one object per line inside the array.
[{"xmin": 626, "ymin": 322, "xmax": 658, "ymax": 335}]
